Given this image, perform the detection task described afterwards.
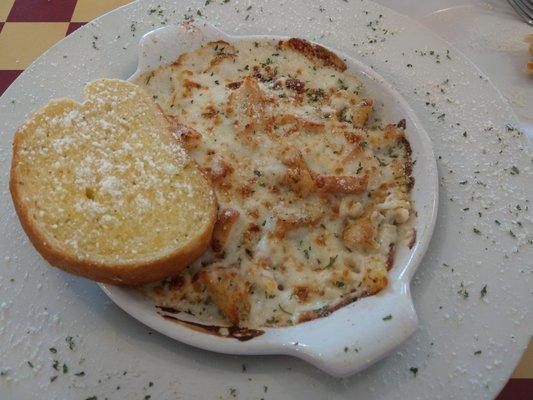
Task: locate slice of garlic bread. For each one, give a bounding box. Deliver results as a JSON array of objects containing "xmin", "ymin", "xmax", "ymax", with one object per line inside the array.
[{"xmin": 10, "ymin": 79, "xmax": 217, "ymax": 285}]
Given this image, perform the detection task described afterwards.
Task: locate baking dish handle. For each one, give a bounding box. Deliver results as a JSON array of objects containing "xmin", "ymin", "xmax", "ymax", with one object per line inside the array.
[{"xmin": 284, "ymin": 285, "xmax": 418, "ymax": 377}]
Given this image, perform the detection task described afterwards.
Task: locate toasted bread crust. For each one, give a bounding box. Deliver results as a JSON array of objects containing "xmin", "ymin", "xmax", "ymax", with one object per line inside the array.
[{"xmin": 9, "ymin": 82, "xmax": 217, "ymax": 286}]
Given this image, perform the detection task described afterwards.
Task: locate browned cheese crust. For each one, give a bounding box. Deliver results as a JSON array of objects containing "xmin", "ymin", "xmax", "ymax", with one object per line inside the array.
[{"xmin": 137, "ymin": 39, "xmax": 415, "ymax": 327}]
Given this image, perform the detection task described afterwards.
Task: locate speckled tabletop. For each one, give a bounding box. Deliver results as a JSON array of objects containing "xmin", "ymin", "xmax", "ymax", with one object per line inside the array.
[{"xmin": 0, "ymin": 1, "xmax": 530, "ymax": 399}]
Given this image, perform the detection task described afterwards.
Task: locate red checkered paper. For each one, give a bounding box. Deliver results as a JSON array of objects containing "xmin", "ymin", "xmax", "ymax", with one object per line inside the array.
[{"xmin": 0, "ymin": 0, "xmax": 131, "ymax": 95}]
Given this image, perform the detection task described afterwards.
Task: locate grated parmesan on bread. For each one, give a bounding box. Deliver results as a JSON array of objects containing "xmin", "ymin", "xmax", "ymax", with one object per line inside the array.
[{"xmin": 10, "ymin": 79, "xmax": 217, "ymax": 285}]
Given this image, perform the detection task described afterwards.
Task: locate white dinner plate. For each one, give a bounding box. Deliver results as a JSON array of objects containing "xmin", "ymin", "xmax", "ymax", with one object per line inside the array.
[{"xmin": 0, "ymin": 1, "xmax": 531, "ymax": 399}]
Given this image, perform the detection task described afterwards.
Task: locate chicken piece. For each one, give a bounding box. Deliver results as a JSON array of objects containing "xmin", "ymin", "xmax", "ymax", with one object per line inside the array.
[
  {"xmin": 314, "ymin": 174, "xmax": 368, "ymax": 194},
  {"xmin": 282, "ymin": 38, "xmax": 347, "ymax": 71},
  {"xmin": 367, "ymin": 123, "xmax": 403, "ymax": 149},
  {"xmin": 284, "ymin": 165, "xmax": 316, "ymax": 198},
  {"xmin": 342, "ymin": 209, "xmax": 379, "ymax": 251},
  {"xmin": 339, "ymin": 197, "xmax": 364, "ymax": 219},
  {"xmin": 274, "ymin": 114, "xmax": 325, "ymax": 134},
  {"xmin": 350, "ymin": 98, "xmax": 373, "ymax": 128},
  {"xmin": 198, "ymin": 268, "xmax": 250, "ymax": 326},
  {"xmin": 204, "ymin": 40, "xmax": 237, "ymax": 71},
  {"xmin": 211, "ymin": 208, "xmax": 240, "ymax": 256},
  {"xmin": 272, "ymin": 202, "xmax": 323, "ymax": 238},
  {"xmin": 362, "ymin": 265, "xmax": 388, "ymax": 295},
  {"xmin": 206, "ymin": 155, "xmax": 234, "ymax": 185},
  {"xmin": 226, "ymin": 76, "xmax": 268, "ymax": 137},
  {"xmin": 278, "ymin": 147, "xmax": 316, "ymax": 197},
  {"xmin": 332, "ymin": 90, "xmax": 373, "ymax": 128},
  {"xmin": 165, "ymin": 117, "xmax": 202, "ymax": 150}
]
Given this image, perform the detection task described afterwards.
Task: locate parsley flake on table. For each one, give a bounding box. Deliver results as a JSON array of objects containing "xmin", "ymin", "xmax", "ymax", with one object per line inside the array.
[
  {"xmin": 458, "ymin": 282, "xmax": 469, "ymax": 299},
  {"xmin": 66, "ymin": 336, "xmax": 75, "ymax": 350}
]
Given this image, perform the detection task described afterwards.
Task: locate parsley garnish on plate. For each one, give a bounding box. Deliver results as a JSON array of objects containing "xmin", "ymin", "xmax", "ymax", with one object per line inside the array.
[
  {"xmin": 458, "ymin": 282, "xmax": 469, "ymax": 299},
  {"xmin": 66, "ymin": 336, "xmax": 75, "ymax": 350}
]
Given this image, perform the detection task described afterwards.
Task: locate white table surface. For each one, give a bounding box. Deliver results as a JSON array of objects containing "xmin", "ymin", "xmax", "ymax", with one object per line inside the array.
[{"xmin": 375, "ymin": 0, "xmax": 533, "ymax": 140}]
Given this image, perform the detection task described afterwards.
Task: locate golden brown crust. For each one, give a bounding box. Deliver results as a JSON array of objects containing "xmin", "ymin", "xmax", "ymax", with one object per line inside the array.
[
  {"xmin": 9, "ymin": 89, "xmax": 218, "ymax": 286},
  {"xmin": 165, "ymin": 115, "xmax": 203, "ymax": 149},
  {"xmin": 314, "ymin": 174, "xmax": 369, "ymax": 194},
  {"xmin": 282, "ymin": 38, "xmax": 347, "ymax": 71},
  {"xmin": 342, "ymin": 211, "xmax": 378, "ymax": 251},
  {"xmin": 197, "ymin": 268, "xmax": 250, "ymax": 325}
]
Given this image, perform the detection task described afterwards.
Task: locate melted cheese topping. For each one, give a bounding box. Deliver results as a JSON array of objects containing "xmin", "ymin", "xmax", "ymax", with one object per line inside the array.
[{"xmin": 136, "ymin": 39, "xmax": 414, "ymax": 328}]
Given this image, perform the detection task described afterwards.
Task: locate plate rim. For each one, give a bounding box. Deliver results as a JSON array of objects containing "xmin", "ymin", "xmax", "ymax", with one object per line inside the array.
[{"xmin": 2, "ymin": 0, "xmax": 528, "ymax": 397}]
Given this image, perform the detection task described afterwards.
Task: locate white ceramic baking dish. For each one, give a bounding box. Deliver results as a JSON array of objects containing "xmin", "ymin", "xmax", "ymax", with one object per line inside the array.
[{"xmin": 100, "ymin": 19, "xmax": 438, "ymax": 377}]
